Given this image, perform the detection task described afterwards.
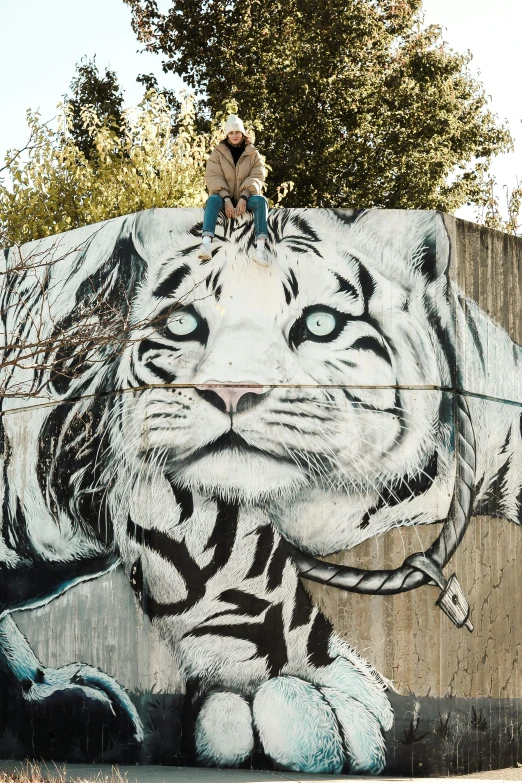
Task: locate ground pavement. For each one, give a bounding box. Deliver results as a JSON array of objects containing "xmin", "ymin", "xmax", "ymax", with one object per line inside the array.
[{"xmin": 2, "ymin": 762, "xmax": 522, "ymax": 782}]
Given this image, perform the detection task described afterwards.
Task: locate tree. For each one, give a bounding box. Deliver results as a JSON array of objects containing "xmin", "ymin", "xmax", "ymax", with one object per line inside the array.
[
  {"xmin": 0, "ymin": 91, "xmax": 224, "ymax": 248},
  {"xmin": 0, "ymin": 84, "xmax": 214, "ymax": 397},
  {"xmin": 476, "ymin": 178, "xmax": 522, "ymax": 235},
  {"xmin": 136, "ymin": 72, "xmax": 181, "ymax": 117},
  {"xmin": 0, "ymin": 77, "xmax": 270, "ymax": 399},
  {"xmin": 65, "ymin": 56, "xmax": 125, "ymax": 159},
  {"xmin": 124, "ymin": 0, "xmax": 512, "ymax": 211}
]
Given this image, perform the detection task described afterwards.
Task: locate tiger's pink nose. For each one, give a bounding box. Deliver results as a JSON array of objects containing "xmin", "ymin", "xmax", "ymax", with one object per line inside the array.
[{"xmin": 196, "ymin": 381, "xmax": 265, "ymax": 413}]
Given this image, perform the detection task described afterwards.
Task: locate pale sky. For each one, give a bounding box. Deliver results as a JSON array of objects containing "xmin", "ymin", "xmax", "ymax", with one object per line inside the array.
[{"xmin": 0, "ymin": 0, "xmax": 520, "ymax": 222}]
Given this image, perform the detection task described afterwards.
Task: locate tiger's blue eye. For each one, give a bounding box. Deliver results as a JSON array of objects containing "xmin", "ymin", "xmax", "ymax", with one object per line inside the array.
[
  {"xmin": 167, "ymin": 311, "xmax": 198, "ymax": 336},
  {"xmin": 306, "ymin": 311, "xmax": 336, "ymax": 337}
]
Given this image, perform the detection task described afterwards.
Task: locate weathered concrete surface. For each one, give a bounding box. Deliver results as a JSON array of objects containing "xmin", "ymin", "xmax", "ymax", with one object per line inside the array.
[
  {"xmin": 14, "ymin": 567, "xmax": 180, "ymax": 694},
  {"xmin": 307, "ymin": 217, "xmax": 522, "ymax": 701},
  {"xmin": 307, "ymin": 514, "xmax": 522, "ymax": 698},
  {"xmin": 2, "ymin": 209, "xmax": 522, "ymax": 776},
  {"xmin": 1, "ymin": 761, "xmax": 521, "ymax": 781},
  {"xmin": 16, "ymin": 515, "xmax": 522, "ymax": 700},
  {"xmin": 448, "ymin": 216, "xmax": 522, "ymax": 344}
]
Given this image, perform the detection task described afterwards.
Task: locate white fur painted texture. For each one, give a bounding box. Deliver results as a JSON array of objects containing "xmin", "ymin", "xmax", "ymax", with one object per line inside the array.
[{"xmin": 1, "ymin": 208, "xmax": 521, "ymax": 772}]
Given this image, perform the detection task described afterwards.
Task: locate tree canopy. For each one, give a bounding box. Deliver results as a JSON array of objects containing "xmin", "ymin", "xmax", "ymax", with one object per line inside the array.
[
  {"xmin": 125, "ymin": 0, "xmax": 512, "ymax": 211},
  {"xmin": 64, "ymin": 56, "xmax": 125, "ymax": 159},
  {"xmin": 0, "ymin": 88, "xmax": 224, "ymax": 248}
]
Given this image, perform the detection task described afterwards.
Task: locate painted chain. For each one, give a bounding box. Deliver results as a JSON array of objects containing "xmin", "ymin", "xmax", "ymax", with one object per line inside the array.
[{"xmin": 292, "ymin": 392, "xmax": 476, "ymax": 597}]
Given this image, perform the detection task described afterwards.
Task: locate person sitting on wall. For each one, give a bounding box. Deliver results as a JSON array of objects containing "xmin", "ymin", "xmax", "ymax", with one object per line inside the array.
[{"xmin": 198, "ymin": 114, "xmax": 269, "ymax": 266}]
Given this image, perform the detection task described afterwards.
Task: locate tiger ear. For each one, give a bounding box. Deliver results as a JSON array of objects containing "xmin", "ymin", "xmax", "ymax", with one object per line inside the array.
[
  {"xmin": 418, "ymin": 211, "xmax": 451, "ymax": 283},
  {"xmin": 350, "ymin": 209, "xmax": 451, "ymax": 284}
]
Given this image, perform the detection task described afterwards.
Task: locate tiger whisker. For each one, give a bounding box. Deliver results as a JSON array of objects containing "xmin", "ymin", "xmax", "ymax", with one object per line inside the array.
[
  {"xmin": 315, "ymin": 443, "xmax": 419, "ymax": 557},
  {"xmin": 273, "ymin": 418, "xmax": 341, "ymax": 493},
  {"xmin": 279, "ymin": 423, "xmax": 356, "ymax": 496},
  {"xmin": 308, "ymin": 407, "xmax": 441, "ymax": 491}
]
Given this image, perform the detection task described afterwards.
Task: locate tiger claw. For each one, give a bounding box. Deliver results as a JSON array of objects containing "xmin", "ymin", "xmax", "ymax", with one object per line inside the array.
[{"xmin": 23, "ymin": 663, "xmax": 144, "ymax": 742}]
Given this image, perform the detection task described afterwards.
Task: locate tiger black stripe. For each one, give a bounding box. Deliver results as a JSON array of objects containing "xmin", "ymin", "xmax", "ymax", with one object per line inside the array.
[
  {"xmin": 518, "ymin": 414, "xmax": 522, "ymax": 519},
  {"xmin": 418, "ymin": 229, "xmax": 439, "ymax": 282},
  {"xmin": 129, "ymin": 504, "xmax": 238, "ymax": 591},
  {"xmin": 268, "ymin": 213, "xmax": 323, "ymax": 257},
  {"xmin": 8, "ymin": 500, "xmax": 39, "ymax": 560},
  {"xmin": 185, "ymin": 603, "xmax": 288, "ymax": 677},
  {"xmin": 211, "ymin": 268, "xmax": 222, "ymax": 294},
  {"xmin": 130, "ymin": 556, "xmax": 206, "ymax": 617},
  {"xmin": 209, "ymin": 589, "xmax": 271, "ymax": 621},
  {"xmin": 203, "ymin": 499, "xmax": 240, "ymax": 569},
  {"xmin": 357, "ymin": 451, "xmax": 439, "ymax": 528},
  {"xmin": 0, "ymin": 417, "xmax": 12, "ymax": 547},
  {"xmin": 266, "ymin": 540, "xmax": 290, "ymax": 592},
  {"xmin": 246, "ymin": 525, "xmax": 275, "ymax": 579},
  {"xmin": 350, "ymin": 336, "xmax": 392, "ymax": 365},
  {"xmin": 181, "ymin": 243, "xmax": 204, "ymax": 257},
  {"xmin": 168, "ymin": 482, "xmax": 194, "ymax": 524},
  {"xmin": 380, "ymin": 452, "xmax": 439, "ymax": 507},
  {"xmin": 37, "ymin": 399, "xmax": 116, "ymax": 546},
  {"xmin": 127, "ymin": 517, "xmax": 205, "ymax": 592},
  {"xmin": 517, "ymin": 484, "xmax": 522, "ymax": 524},
  {"xmin": 144, "ymin": 362, "xmax": 177, "ymax": 383},
  {"xmin": 288, "ymin": 269, "xmax": 299, "ymax": 298},
  {"xmin": 138, "ymin": 338, "xmax": 179, "ymax": 361},
  {"xmin": 127, "ymin": 500, "xmax": 239, "ymax": 616},
  {"xmin": 188, "ymin": 221, "xmax": 203, "ymax": 237},
  {"xmin": 358, "ymin": 508, "xmax": 375, "ymax": 530},
  {"xmin": 290, "ymin": 581, "xmax": 314, "ymax": 630},
  {"xmin": 357, "ymin": 262, "xmax": 376, "ymax": 306},
  {"xmin": 481, "ymin": 428, "xmax": 513, "ymax": 517},
  {"xmin": 334, "ymin": 272, "xmax": 359, "ymax": 300},
  {"xmin": 307, "ymin": 613, "xmax": 336, "ymax": 667},
  {"xmin": 153, "ymin": 263, "xmax": 191, "ymax": 298}
]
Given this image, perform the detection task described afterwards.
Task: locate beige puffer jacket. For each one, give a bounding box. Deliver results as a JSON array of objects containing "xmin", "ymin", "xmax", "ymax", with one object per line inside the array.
[{"xmin": 205, "ymin": 142, "xmax": 265, "ymax": 202}]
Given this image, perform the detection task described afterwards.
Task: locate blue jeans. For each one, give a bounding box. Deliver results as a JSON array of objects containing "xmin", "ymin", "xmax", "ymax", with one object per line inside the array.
[{"xmin": 202, "ymin": 194, "xmax": 268, "ymax": 240}]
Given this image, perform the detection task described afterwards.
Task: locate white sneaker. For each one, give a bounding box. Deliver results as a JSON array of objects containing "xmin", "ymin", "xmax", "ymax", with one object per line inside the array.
[
  {"xmin": 251, "ymin": 246, "xmax": 269, "ymax": 267},
  {"xmin": 197, "ymin": 242, "xmax": 212, "ymax": 261}
]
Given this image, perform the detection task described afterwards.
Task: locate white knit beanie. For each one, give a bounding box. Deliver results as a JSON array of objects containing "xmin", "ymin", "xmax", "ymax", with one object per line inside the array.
[{"xmin": 224, "ymin": 114, "xmax": 246, "ymax": 136}]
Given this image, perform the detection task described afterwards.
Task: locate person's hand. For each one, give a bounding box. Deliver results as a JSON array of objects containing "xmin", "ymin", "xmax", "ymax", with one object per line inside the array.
[
  {"xmin": 224, "ymin": 199, "xmax": 235, "ymax": 219},
  {"xmin": 235, "ymin": 197, "xmax": 247, "ymax": 217}
]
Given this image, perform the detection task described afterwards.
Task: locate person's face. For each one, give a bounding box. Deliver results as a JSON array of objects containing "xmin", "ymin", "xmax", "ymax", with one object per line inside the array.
[{"xmin": 227, "ymin": 130, "xmax": 243, "ymax": 145}]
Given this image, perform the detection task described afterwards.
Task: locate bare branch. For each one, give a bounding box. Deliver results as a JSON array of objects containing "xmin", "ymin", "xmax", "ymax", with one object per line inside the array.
[
  {"xmin": 0, "ymin": 223, "xmax": 212, "ymax": 403},
  {"xmin": 0, "ymin": 117, "xmax": 56, "ymax": 177}
]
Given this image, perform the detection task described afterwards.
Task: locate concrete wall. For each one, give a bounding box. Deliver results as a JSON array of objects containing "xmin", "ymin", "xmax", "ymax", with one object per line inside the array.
[
  {"xmin": 1, "ymin": 208, "xmax": 522, "ymax": 776},
  {"xmin": 308, "ymin": 215, "xmax": 522, "ymax": 700}
]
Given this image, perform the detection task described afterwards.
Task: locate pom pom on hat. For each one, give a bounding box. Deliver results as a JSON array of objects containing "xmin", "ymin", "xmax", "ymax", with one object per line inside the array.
[{"xmin": 224, "ymin": 114, "xmax": 246, "ymax": 135}]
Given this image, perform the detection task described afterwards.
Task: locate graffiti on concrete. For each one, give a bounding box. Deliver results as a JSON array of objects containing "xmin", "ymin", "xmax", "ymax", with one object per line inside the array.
[{"xmin": 0, "ymin": 208, "xmax": 521, "ymax": 772}]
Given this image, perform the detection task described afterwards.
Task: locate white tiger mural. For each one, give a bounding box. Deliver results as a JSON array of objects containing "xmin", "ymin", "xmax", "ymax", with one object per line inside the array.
[{"xmin": 0, "ymin": 208, "xmax": 521, "ymax": 773}]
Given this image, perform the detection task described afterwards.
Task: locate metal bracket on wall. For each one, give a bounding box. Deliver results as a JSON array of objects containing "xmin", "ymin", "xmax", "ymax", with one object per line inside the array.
[{"xmin": 405, "ymin": 553, "xmax": 473, "ymax": 632}]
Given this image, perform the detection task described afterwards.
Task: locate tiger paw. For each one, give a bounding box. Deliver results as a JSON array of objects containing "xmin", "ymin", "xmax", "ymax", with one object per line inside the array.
[
  {"xmin": 21, "ymin": 663, "xmax": 143, "ymax": 744},
  {"xmin": 194, "ymin": 658, "xmax": 393, "ymax": 774}
]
